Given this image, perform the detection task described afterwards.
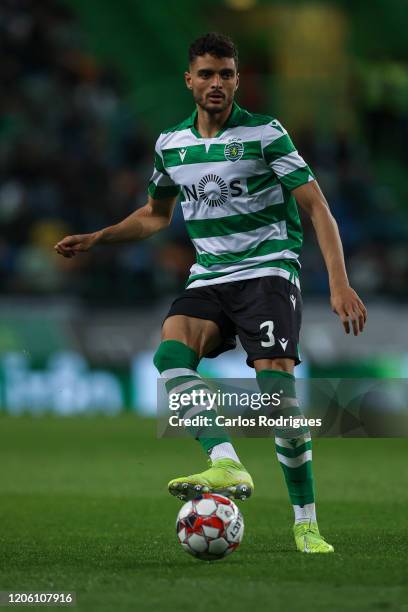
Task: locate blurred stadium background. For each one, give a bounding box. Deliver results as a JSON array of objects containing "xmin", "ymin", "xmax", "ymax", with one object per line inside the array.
[
  {"xmin": 1, "ymin": 3, "xmax": 408, "ymax": 610},
  {"xmin": 1, "ymin": 0, "xmax": 408, "ymax": 416}
]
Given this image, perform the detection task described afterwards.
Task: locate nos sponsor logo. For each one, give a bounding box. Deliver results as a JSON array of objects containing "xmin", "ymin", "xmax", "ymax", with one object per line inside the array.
[{"xmin": 183, "ymin": 173, "xmax": 243, "ymax": 207}]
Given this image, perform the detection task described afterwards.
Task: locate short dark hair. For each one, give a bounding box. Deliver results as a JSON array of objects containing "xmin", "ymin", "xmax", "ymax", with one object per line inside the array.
[{"xmin": 189, "ymin": 32, "xmax": 238, "ymax": 67}]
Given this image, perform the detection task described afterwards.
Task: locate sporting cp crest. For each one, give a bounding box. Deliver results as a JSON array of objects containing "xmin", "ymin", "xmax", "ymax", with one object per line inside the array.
[{"xmin": 224, "ymin": 139, "xmax": 244, "ymax": 162}]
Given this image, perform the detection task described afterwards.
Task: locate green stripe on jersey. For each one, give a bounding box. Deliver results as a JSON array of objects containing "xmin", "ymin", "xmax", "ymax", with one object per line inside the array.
[
  {"xmin": 154, "ymin": 153, "xmax": 168, "ymax": 175},
  {"xmin": 186, "ymin": 203, "xmax": 287, "ymax": 239},
  {"xmin": 247, "ymin": 172, "xmax": 280, "ymax": 195},
  {"xmin": 279, "ymin": 167, "xmax": 315, "ymax": 191},
  {"xmin": 162, "ymin": 141, "xmax": 262, "ymax": 168},
  {"xmin": 263, "ymin": 134, "xmax": 296, "ymax": 164},
  {"xmin": 196, "ymin": 238, "xmax": 302, "ymax": 268}
]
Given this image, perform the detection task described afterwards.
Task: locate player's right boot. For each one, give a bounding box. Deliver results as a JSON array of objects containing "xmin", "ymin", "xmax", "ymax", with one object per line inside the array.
[{"xmin": 168, "ymin": 458, "xmax": 254, "ymax": 502}]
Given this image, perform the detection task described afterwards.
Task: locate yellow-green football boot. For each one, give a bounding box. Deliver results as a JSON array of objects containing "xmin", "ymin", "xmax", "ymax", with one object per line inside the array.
[
  {"xmin": 168, "ymin": 458, "xmax": 254, "ymax": 501},
  {"xmin": 293, "ymin": 519, "xmax": 334, "ymax": 553}
]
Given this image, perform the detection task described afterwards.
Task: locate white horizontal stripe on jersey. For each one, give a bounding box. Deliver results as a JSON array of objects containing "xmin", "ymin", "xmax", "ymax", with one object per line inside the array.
[
  {"xmin": 181, "ymin": 184, "xmax": 284, "ymax": 221},
  {"xmin": 192, "ymin": 221, "xmax": 288, "ymax": 255},
  {"xmin": 221, "ymin": 124, "xmax": 271, "ymax": 142},
  {"xmin": 161, "ymin": 130, "xmax": 238, "ymax": 151},
  {"xmin": 271, "ymin": 151, "xmax": 307, "ymax": 178},
  {"xmin": 159, "ymin": 129, "xmax": 194, "ymax": 149},
  {"xmin": 261, "ymin": 123, "xmax": 289, "ymax": 149},
  {"xmin": 187, "ymin": 264, "xmax": 301, "ymax": 290},
  {"xmin": 189, "ymin": 248, "xmax": 299, "ymax": 275},
  {"xmin": 150, "ymin": 168, "xmax": 177, "ymax": 187}
]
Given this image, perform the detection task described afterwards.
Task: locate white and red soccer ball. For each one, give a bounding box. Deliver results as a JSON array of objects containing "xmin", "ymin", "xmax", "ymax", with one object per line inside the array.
[{"xmin": 176, "ymin": 493, "xmax": 244, "ymax": 561}]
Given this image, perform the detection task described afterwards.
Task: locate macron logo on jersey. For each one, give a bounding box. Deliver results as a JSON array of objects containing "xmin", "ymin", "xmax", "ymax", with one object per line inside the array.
[
  {"xmin": 179, "ymin": 149, "xmax": 187, "ymax": 162},
  {"xmin": 270, "ymin": 119, "xmax": 284, "ymax": 133}
]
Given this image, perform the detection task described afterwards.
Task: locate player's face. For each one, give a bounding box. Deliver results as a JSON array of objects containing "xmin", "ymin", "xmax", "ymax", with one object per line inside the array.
[{"xmin": 185, "ymin": 54, "xmax": 239, "ymax": 115}]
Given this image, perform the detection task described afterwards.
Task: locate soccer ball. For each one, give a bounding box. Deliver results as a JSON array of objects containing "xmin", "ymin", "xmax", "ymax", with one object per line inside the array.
[{"xmin": 176, "ymin": 493, "xmax": 244, "ymax": 561}]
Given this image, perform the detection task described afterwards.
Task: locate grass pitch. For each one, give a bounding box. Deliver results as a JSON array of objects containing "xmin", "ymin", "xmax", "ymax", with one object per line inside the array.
[{"xmin": 0, "ymin": 416, "xmax": 407, "ymax": 611}]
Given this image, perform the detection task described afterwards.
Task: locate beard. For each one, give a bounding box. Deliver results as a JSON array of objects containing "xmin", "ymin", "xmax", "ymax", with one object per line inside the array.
[{"xmin": 193, "ymin": 91, "xmax": 232, "ymax": 115}]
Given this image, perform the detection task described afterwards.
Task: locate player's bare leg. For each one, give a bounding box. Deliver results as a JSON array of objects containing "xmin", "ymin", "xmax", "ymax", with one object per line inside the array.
[
  {"xmin": 154, "ymin": 315, "xmax": 254, "ymax": 501},
  {"xmin": 162, "ymin": 315, "xmax": 222, "ymax": 359}
]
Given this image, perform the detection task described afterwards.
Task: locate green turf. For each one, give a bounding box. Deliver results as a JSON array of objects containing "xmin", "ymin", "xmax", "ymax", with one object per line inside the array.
[{"xmin": 0, "ymin": 416, "xmax": 407, "ymax": 612}]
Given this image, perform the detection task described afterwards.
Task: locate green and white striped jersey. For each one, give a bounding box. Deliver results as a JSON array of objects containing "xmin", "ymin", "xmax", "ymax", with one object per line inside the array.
[{"xmin": 148, "ymin": 103, "xmax": 315, "ymax": 290}]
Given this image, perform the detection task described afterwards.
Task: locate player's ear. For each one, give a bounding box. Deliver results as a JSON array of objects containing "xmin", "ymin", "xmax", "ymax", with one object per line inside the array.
[
  {"xmin": 235, "ymin": 72, "xmax": 240, "ymax": 92},
  {"xmin": 185, "ymin": 71, "xmax": 192, "ymax": 90}
]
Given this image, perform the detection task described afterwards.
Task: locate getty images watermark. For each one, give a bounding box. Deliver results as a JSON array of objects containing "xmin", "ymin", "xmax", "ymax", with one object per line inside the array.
[
  {"xmin": 167, "ymin": 388, "xmax": 321, "ymax": 430},
  {"xmin": 157, "ymin": 378, "xmax": 408, "ymax": 438}
]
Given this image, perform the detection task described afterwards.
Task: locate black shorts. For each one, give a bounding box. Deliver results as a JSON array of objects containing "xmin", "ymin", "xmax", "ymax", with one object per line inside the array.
[{"xmin": 163, "ymin": 276, "xmax": 302, "ymax": 367}]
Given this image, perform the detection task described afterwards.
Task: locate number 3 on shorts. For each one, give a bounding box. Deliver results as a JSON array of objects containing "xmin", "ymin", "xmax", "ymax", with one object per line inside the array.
[{"xmin": 260, "ymin": 320, "xmax": 275, "ymax": 347}]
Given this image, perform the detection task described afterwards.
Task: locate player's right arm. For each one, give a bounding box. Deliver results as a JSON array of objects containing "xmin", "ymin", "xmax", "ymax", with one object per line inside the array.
[
  {"xmin": 55, "ymin": 133, "xmax": 180, "ymax": 258},
  {"xmin": 54, "ymin": 194, "xmax": 178, "ymax": 258}
]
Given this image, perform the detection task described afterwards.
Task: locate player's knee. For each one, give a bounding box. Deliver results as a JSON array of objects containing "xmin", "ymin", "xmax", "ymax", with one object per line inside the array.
[{"xmin": 153, "ymin": 339, "xmax": 199, "ymax": 374}]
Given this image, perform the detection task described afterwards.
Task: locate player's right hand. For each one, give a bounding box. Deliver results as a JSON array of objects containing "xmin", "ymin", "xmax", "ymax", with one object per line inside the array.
[{"xmin": 54, "ymin": 232, "xmax": 101, "ymax": 258}]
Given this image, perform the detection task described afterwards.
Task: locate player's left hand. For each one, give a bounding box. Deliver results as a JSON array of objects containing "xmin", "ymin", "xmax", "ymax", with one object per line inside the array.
[{"xmin": 330, "ymin": 286, "xmax": 367, "ymax": 336}]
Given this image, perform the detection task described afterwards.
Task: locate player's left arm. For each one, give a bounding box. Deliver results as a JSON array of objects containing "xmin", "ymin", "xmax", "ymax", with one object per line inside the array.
[{"xmin": 293, "ymin": 180, "xmax": 367, "ymax": 336}]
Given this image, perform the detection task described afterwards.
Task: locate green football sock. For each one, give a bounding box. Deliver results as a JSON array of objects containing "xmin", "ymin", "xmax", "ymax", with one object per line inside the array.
[
  {"xmin": 154, "ymin": 340, "xmax": 231, "ymax": 454},
  {"xmin": 256, "ymin": 369, "xmax": 315, "ymax": 506}
]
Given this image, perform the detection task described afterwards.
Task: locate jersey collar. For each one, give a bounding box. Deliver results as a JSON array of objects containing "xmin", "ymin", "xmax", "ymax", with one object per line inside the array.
[{"xmin": 188, "ymin": 102, "xmax": 244, "ymax": 138}]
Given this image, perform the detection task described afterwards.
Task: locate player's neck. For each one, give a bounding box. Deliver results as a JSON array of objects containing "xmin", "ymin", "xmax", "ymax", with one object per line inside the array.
[{"xmin": 195, "ymin": 103, "xmax": 233, "ymax": 138}]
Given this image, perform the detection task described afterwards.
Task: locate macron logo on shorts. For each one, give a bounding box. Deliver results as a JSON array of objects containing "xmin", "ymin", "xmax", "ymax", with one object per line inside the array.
[
  {"xmin": 290, "ymin": 295, "xmax": 296, "ymax": 310},
  {"xmin": 278, "ymin": 338, "xmax": 288, "ymax": 351}
]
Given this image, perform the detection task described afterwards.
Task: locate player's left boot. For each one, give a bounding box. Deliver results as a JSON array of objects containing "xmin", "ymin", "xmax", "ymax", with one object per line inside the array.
[
  {"xmin": 168, "ymin": 458, "xmax": 254, "ymax": 502},
  {"xmin": 293, "ymin": 519, "xmax": 334, "ymax": 553}
]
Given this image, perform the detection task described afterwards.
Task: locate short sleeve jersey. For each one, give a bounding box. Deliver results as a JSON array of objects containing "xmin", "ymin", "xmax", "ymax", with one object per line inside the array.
[{"xmin": 148, "ymin": 103, "xmax": 315, "ymax": 290}]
